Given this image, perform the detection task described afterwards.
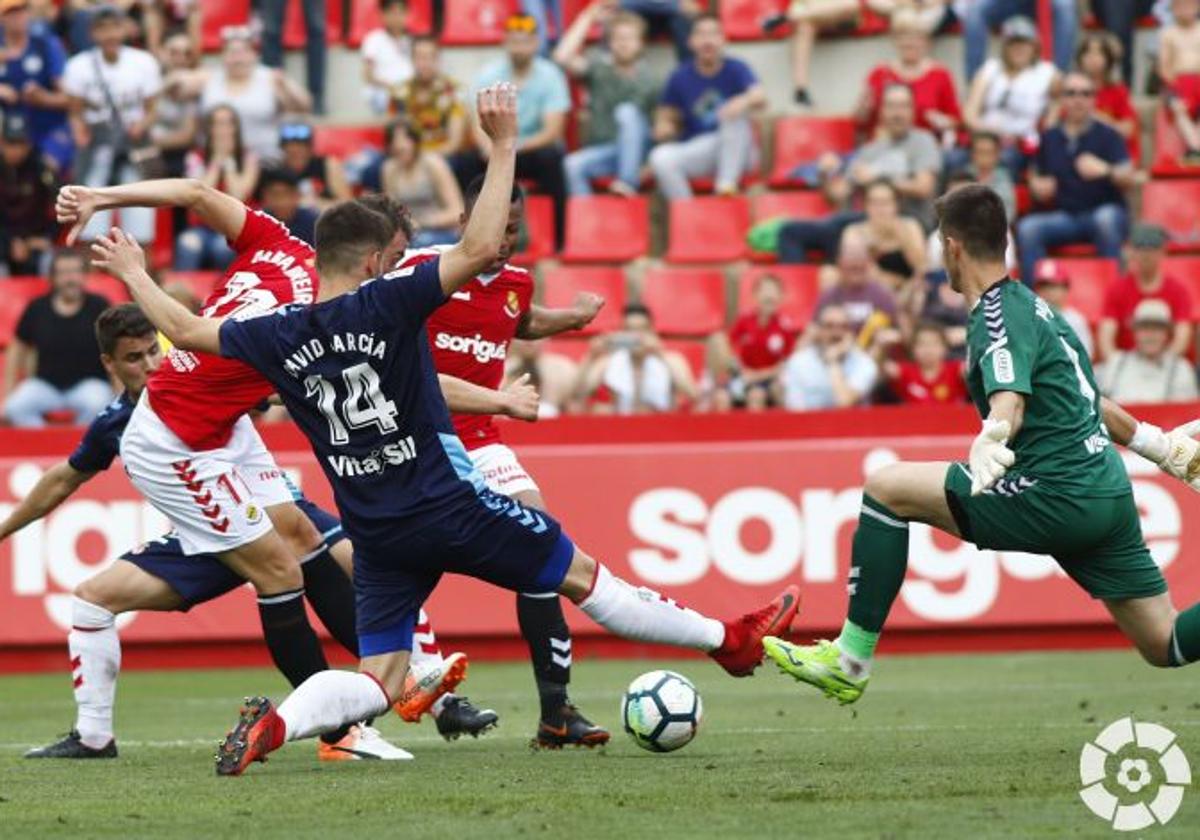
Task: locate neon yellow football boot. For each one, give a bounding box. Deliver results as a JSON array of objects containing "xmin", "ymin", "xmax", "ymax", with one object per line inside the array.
[{"xmin": 762, "ymin": 637, "xmax": 867, "ymax": 705}]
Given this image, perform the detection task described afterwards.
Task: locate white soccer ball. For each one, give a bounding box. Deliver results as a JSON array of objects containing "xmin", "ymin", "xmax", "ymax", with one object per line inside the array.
[{"xmin": 621, "ymin": 670, "xmax": 702, "ymax": 753}]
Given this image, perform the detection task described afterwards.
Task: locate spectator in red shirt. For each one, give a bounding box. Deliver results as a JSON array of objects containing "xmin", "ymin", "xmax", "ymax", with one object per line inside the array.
[
  {"xmin": 856, "ymin": 10, "xmax": 961, "ymax": 143},
  {"xmin": 884, "ymin": 321, "xmax": 966, "ymax": 405},
  {"xmin": 707, "ymin": 274, "xmax": 799, "ymax": 411},
  {"xmin": 1098, "ymin": 223, "xmax": 1194, "ymax": 360},
  {"xmin": 1064, "ymin": 32, "xmax": 1140, "ymax": 164}
]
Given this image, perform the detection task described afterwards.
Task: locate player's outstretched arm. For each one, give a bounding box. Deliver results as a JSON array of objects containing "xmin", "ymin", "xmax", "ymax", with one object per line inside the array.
[
  {"xmin": 1108, "ymin": 397, "xmax": 1200, "ymax": 489},
  {"xmin": 438, "ymin": 373, "xmax": 539, "ymax": 422},
  {"xmin": 516, "ymin": 295, "xmax": 605, "ymax": 340},
  {"xmin": 91, "ymin": 229, "xmax": 223, "ymax": 356},
  {"xmin": 0, "ymin": 462, "xmax": 93, "ymax": 542},
  {"xmin": 57, "ymin": 179, "xmax": 247, "ymax": 245},
  {"xmin": 439, "ymin": 84, "xmax": 518, "ymax": 296}
]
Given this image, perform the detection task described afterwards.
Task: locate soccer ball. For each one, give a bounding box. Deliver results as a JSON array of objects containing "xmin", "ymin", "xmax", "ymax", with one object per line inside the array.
[{"xmin": 621, "ymin": 670, "xmax": 702, "ymax": 753}]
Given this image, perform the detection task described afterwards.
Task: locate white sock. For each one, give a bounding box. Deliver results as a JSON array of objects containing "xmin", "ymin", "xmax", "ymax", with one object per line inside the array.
[
  {"xmin": 577, "ymin": 565, "xmax": 725, "ymax": 651},
  {"xmin": 277, "ymin": 670, "xmax": 390, "ymax": 742},
  {"xmin": 69, "ymin": 597, "xmax": 121, "ymax": 749},
  {"xmin": 409, "ymin": 608, "xmax": 445, "ymax": 669}
]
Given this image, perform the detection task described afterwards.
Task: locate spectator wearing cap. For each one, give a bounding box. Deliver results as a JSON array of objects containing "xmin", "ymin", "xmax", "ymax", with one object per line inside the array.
[
  {"xmin": 278, "ymin": 120, "xmax": 351, "ymax": 211},
  {"xmin": 61, "ymin": 6, "xmax": 161, "ymax": 245},
  {"xmin": 175, "ymin": 104, "xmax": 259, "ymax": 271},
  {"xmin": 1032, "ymin": 259, "xmax": 1094, "ymax": 359},
  {"xmin": 1016, "ymin": 71, "xmax": 1135, "ymax": 287},
  {"xmin": 260, "ymin": 0, "xmax": 327, "ymax": 114},
  {"xmin": 960, "ymin": 16, "xmax": 1058, "ymax": 177},
  {"xmin": 0, "ymin": 114, "xmax": 56, "ymax": 275},
  {"xmin": 649, "ymin": 14, "xmax": 764, "ymax": 200},
  {"xmin": 257, "ymin": 167, "xmax": 318, "ymax": 246},
  {"xmin": 782, "ymin": 303, "xmax": 879, "ymax": 411},
  {"xmin": 168, "ymin": 25, "xmax": 312, "ymax": 162},
  {"xmin": 361, "ymin": 0, "xmax": 414, "ymax": 115},
  {"xmin": 3, "ymin": 249, "xmax": 113, "ymax": 427},
  {"xmin": 0, "ymin": 0, "xmax": 72, "ymax": 171},
  {"xmin": 555, "ymin": 2, "xmax": 661, "ymax": 197},
  {"xmin": 963, "ymin": 1, "xmax": 1077, "ymax": 81},
  {"xmin": 464, "ymin": 14, "xmax": 570, "ymax": 247},
  {"xmin": 706, "ymin": 273, "xmax": 799, "ymax": 411},
  {"xmin": 1098, "ymin": 223, "xmax": 1195, "ymax": 361},
  {"xmin": 1095, "ymin": 299, "xmax": 1199, "ymax": 404}
]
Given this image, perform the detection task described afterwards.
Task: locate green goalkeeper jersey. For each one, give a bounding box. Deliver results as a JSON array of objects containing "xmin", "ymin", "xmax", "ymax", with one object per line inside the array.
[{"xmin": 964, "ymin": 279, "xmax": 1130, "ymax": 497}]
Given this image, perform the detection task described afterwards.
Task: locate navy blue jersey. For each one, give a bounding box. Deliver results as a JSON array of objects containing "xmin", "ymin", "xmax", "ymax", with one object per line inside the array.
[
  {"xmin": 218, "ymin": 257, "xmax": 485, "ymax": 551},
  {"xmin": 68, "ymin": 392, "xmax": 136, "ymax": 473}
]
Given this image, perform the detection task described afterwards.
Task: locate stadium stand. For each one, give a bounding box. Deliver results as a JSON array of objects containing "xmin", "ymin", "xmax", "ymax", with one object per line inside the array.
[
  {"xmin": 736, "ymin": 265, "xmax": 822, "ymax": 325},
  {"xmin": 768, "ymin": 116, "xmax": 858, "ymax": 189},
  {"xmin": 561, "ymin": 196, "xmax": 651, "ymax": 264},
  {"xmin": 539, "ymin": 266, "xmax": 627, "ymax": 335},
  {"xmin": 347, "ymin": 0, "xmax": 434, "ymax": 45},
  {"xmin": 664, "ymin": 197, "xmax": 751, "ymax": 264},
  {"xmin": 1141, "ymin": 180, "xmax": 1200, "ymax": 253},
  {"xmin": 440, "ymin": 0, "xmax": 519, "ymax": 45},
  {"xmin": 1036, "ymin": 258, "xmax": 1120, "ymax": 326},
  {"xmin": 511, "ymin": 195, "xmax": 557, "ymax": 266},
  {"xmin": 639, "ymin": 267, "xmax": 728, "ymax": 336}
]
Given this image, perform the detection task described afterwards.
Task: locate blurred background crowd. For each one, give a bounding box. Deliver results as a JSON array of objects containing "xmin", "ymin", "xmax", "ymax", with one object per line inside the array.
[{"xmin": 2, "ymin": 0, "xmax": 1200, "ymax": 425}]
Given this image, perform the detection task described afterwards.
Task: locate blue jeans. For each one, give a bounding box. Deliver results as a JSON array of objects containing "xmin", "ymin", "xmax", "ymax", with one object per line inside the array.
[
  {"xmin": 778, "ymin": 211, "xmax": 864, "ymax": 264},
  {"xmin": 521, "ymin": 0, "xmax": 564, "ymax": 54},
  {"xmin": 411, "ymin": 228, "xmax": 459, "ymax": 248},
  {"xmin": 175, "ymin": 226, "xmax": 236, "ymax": 271},
  {"xmin": 261, "ymin": 0, "xmax": 327, "ymax": 113},
  {"xmin": 564, "ymin": 103, "xmax": 650, "ymax": 196},
  {"xmin": 964, "ymin": 0, "xmax": 1079, "ymax": 80},
  {"xmin": 1015, "ymin": 204, "xmax": 1128, "ymax": 286},
  {"xmin": 4, "ymin": 377, "xmax": 114, "ymax": 427},
  {"xmin": 621, "ymin": 0, "xmax": 693, "ymax": 61}
]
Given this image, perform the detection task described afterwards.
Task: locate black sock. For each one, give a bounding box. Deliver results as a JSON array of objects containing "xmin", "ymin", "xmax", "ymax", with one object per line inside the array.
[
  {"xmin": 257, "ymin": 588, "xmax": 329, "ymax": 687},
  {"xmin": 300, "ymin": 546, "xmax": 359, "ymax": 657},
  {"xmin": 517, "ymin": 593, "xmax": 571, "ymax": 720}
]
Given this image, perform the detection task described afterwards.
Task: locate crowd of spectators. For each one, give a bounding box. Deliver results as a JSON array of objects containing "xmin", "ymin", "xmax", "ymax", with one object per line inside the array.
[{"xmin": 2, "ymin": 0, "xmax": 1200, "ymax": 425}]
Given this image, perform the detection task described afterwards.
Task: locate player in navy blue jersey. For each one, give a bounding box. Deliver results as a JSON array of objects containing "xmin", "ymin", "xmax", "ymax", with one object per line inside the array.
[
  {"xmin": 5, "ymin": 303, "xmax": 539, "ymax": 761},
  {"xmin": 92, "ymin": 83, "xmax": 800, "ymax": 776}
]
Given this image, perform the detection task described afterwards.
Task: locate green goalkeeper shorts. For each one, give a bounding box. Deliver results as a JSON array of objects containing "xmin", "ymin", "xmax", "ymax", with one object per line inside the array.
[{"xmin": 943, "ymin": 462, "xmax": 1167, "ymax": 601}]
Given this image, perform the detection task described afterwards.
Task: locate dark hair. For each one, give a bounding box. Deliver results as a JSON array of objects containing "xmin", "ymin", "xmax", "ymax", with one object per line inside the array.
[
  {"xmin": 1075, "ymin": 31, "xmax": 1121, "ymax": 80},
  {"xmin": 881, "ymin": 82, "xmax": 914, "ymax": 103},
  {"xmin": 911, "ymin": 320, "xmax": 948, "ymax": 346},
  {"xmin": 314, "ymin": 201, "xmax": 395, "ymax": 274},
  {"xmin": 50, "ymin": 247, "xmax": 85, "ymax": 278},
  {"xmin": 935, "ymin": 183, "xmax": 1008, "ymax": 263},
  {"xmin": 355, "ymin": 193, "xmax": 415, "ymax": 247},
  {"xmin": 692, "ymin": 12, "xmax": 721, "ymax": 28},
  {"xmin": 622, "ymin": 302, "xmax": 653, "ymax": 322},
  {"xmin": 203, "ymin": 105, "xmax": 246, "ymax": 170},
  {"xmin": 969, "ymin": 130, "xmax": 1001, "ymax": 150},
  {"xmin": 864, "ymin": 177, "xmax": 901, "ymax": 205},
  {"xmin": 95, "ymin": 303, "xmax": 156, "ymax": 356},
  {"xmin": 380, "ymin": 0, "xmax": 408, "ymax": 9},
  {"xmin": 384, "ymin": 117, "xmax": 422, "ymax": 154},
  {"xmin": 256, "ymin": 166, "xmax": 300, "ymax": 199},
  {"xmin": 412, "ymin": 34, "xmax": 438, "ymax": 51},
  {"xmin": 463, "ymin": 174, "xmax": 524, "ymax": 211}
]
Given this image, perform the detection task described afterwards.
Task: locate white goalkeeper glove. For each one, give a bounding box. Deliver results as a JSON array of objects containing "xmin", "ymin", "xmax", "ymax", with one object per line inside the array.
[
  {"xmin": 1129, "ymin": 420, "xmax": 1200, "ymax": 490},
  {"xmin": 969, "ymin": 418, "xmax": 1015, "ymax": 496}
]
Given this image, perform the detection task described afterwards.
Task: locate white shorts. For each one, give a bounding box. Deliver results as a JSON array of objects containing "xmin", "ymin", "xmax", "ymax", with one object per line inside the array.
[
  {"xmin": 119, "ymin": 395, "xmax": 293, "ymax": 555},
  {"xmin": 468, "ymin": 443, "xmax": 539, "ymax": 498}
]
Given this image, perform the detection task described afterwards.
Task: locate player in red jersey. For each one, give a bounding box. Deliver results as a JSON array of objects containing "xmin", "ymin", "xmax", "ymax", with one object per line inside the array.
[{"xmin": 398, "ymin": 177, "xmax": 611, "ymax": 748}]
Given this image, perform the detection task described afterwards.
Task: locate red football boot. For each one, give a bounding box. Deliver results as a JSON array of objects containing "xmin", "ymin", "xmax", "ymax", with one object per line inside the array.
[
  {"xmin": 215, "ymin": 695, "xmax": 286, "ymax": 776},
  {"xmin": 709, "ymin": 585, "xmax": 801, "ymax": 677}
]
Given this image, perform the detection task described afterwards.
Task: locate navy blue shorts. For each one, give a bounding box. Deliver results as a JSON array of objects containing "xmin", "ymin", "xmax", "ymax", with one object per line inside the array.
[
  {"xmin": 354, "ymin": 489, "xmax": 575, "ymax": 657},
  {"xmin": 121, "ymin": 498, "xmax": 348, "ymax": 610}
]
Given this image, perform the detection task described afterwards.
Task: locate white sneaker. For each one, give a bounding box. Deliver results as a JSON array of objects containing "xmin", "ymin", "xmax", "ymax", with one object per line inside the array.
[{"xmin": 317, "ymin": 723, "xmax": 414, "ymax": 761}]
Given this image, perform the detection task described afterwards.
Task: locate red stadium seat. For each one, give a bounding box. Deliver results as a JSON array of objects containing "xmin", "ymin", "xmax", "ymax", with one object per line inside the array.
[
  {"xmin": 1036, "ymin": 258, "xmax": 1119, "ymax": 325},
  {"xmin": 664, "ymin": 196, "xmax": 751, "ymax": 264},
  {"xmin": 313, "ymin": 125, "xmax": 386, "ymax": 159},
  {"xmin": 201, "ymin": 0, "xmax": 252, "ymax": 52},
  {"xmin": 1163, "ymin": 256, "xmax": 1200, "ymax": 319},
  {"xmin": 85, "ymin": 274, "xmax": 131, "ymax": 305},
  {"xmin": 639, "ymin": 267, "xmax": 728, "ymax": 336},
  {"xmin": 561, "ymin": 196, "xmax": 650, "ymax": 263},
  {"xmin": 769, "ymin": 116, "xmax": 858, "ymax": 188},
  {"xmin": 721, "ymin": 0, "xmax": 788, "ymax": 41},
  {"xmin": 283, "ymin": 0, "xmax": 343, "ymax": 48},
  {"xmin": 1142, "ymin": 180, "xmax": 1200, "ymax": 253},
  {"xmin": 752, "ymin": 191, "xmax": 832, "ymax": 222},
  {"xmin": 0, "ymin": 277, "xmax": 49, "ymax": 349},
  {"xmin": 511, "ymin": 195, "xmax": 556, "ymax": 266},
  {"xmin": 1152, "ymin": 107, "xmax": 1196, "ymax": 178},
  {"xmin": 441, "ymin": 0, "xmax": 519, "ymax": 45},
  {"xmin": 149, "ymin": 207, "xmax": 175, "ymax": 270},
  {"xmin": 347, "ymin": 0, "xmax": 433, "ymax": 46},
  {"xmin": 736, "ymin": 265, "xmax": 822, "ymax": 325},
  {"xmin": 539, "ymin": 266, "xmax": 627, "ymax": 335},
  {"xmin": 162, "ymin": 271, "xmax": 223, "ymax": 305}
]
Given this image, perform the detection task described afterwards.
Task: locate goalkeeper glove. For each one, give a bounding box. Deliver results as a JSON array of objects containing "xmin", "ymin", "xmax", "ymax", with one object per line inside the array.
[
  {"xmin": 1129, "ymin": 421, "xmax": 1200, "ymax": 490},
  {"xmin": 969, "ymin": 418, "xmax": 1015, "ymax": 496}
]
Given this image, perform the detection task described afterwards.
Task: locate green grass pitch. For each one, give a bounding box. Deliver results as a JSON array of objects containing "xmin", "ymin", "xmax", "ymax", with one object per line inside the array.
[{"xmin": 2, "ymin": 650, "xmax": 1199, "ymax": 838}]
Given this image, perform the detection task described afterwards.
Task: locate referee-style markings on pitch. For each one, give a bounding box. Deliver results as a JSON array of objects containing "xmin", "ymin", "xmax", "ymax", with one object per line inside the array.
[{"xmin": 1079, "ymin": 716, "xmax": 1192, "ymax": 831}]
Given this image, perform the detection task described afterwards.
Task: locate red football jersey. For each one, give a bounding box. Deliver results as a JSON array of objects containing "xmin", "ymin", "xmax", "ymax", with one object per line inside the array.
[
  {"xmin": 892, "ymin": 360, "xmax": 967, "ymax": 405},
  {"xmin": 146, "ymin": 209, "xmax": 319, "ymax": 450},
  {"xmin": 729, "ymin": 311, "xmax": 798, "ymax": 370},
  {"xmin": 403, "ymin": 248, "xmax": 534, "ymax": 450}
]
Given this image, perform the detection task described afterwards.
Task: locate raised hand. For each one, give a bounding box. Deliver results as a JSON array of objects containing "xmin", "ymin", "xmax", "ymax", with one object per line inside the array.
[
  {"xmin": 90, "ymin": 228, "xmax": 147, "ymax": 283},
  {"xmin": 56, "ymin": 185, "xmax": 101, "ymax": 245},
  {"xmin": 476, "ymin": 82, "xmax": 518, "ymax": 146}
]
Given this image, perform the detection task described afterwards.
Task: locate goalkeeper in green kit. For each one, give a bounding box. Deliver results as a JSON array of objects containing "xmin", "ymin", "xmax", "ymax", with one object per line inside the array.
[{"xmin": 764, "ymin": 183, "xmax": 1200, "ymax": 704}]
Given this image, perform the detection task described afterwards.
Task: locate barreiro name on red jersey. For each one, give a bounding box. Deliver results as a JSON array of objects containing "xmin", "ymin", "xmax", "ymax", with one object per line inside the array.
[
  {"xmin": 146, "ymin": 209, "xmax": 319, "ymax": 450},
  {"xmin": 400, "ymin": 246, "xmax": 533, "ymax": 451}
]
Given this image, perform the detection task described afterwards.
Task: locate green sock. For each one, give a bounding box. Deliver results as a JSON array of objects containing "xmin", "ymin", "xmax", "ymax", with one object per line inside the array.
[
  {"xmin": 836, "ymin": 495, "xmax": 910, "ymax": 662},
  {"xmin": 1167, "ymin": 602, "xmax": 1200, "ymax": 666}
]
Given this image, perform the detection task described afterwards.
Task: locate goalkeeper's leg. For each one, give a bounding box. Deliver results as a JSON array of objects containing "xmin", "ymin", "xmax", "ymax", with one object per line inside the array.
[{"xmin": 1106, "ymin": 593, "xmax": 1200, "ymax": 668}]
